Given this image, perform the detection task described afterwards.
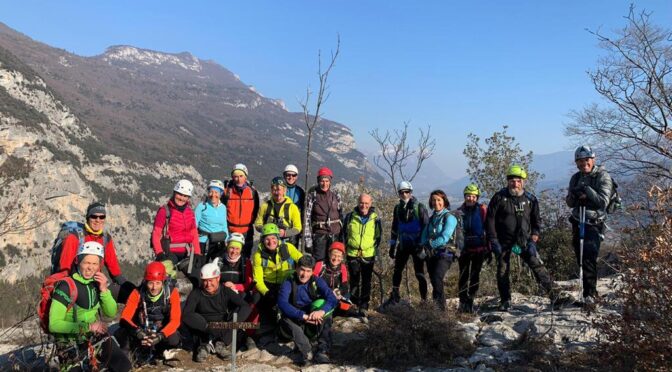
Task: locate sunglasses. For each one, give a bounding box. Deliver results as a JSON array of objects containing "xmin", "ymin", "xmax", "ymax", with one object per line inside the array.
[
  {"xmin": 89, "ymin": 215, "xmax": 106, "ymax": 220},
  {"xmin": 284, "ymin": 173, "xmax": 297, "ymax": 178},
  {"xmin": 399, "ymin": 190, "xmax": 411, "ymax": 194}
]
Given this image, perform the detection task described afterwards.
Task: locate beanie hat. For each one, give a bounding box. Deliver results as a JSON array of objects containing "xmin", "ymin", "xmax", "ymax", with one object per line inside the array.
[{"xmin": 86, "ymin": 202, "xmax": 106, "ymax": 218}]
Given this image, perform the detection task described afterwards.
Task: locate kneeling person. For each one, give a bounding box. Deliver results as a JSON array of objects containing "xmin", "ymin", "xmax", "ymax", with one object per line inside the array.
[
  {"xmin": 278, "ymin": 255, "xmax": 338, "ymax": 365},
  {"xmin": 313, "ymin": 242, "xmax": 352, "ymax": 315},
  {"xmin": 182, "ymin": 262, "xmax": 252, "ymax": 363},
  {"xmin": 116, "ymin": 262, "xmax": 181, "ymax": 357}
]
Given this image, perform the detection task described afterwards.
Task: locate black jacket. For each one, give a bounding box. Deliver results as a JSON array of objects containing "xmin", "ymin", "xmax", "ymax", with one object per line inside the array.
[{"xmin": 486, "ymin": 188, "xmax": 540, "ymax": 248}]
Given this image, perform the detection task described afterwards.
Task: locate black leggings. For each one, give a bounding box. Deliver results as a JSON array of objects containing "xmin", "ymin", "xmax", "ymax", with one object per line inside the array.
[
  {"xmin": 427, "ymin": 255, "xmax": 452, "ymax": 309},
  {"xmin": 392, "ymin": 245, "xmax": 428, "ymax": 299},
  {"xmin": 458, "ymin": 252, "xmax": 486, "ymax": 302}
]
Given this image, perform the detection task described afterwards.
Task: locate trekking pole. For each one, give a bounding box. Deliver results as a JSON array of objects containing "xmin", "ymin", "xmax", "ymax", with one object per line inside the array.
[
  {"xmin": 231, "ymin": 312, "xmax": 237, "ymax": 372},
  {"xmin": 579, "ymin": 206, "xmax": 586, "ymax": 303}
]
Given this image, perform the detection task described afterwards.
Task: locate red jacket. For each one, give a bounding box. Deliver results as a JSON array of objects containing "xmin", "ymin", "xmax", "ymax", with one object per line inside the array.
[
  {"xmin": 59, "ymin": 232, "xmax": 122, "ymax": 278},
  {"xmin": 151, "ymin": 199, "xmax": 201, "ymax": 256}
]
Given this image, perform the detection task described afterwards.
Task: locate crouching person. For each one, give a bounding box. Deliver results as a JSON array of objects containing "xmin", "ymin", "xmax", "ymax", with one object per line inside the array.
[
  {"xmin": 313, "ymin": 242, "xmax": 353, "ymax": 316},
  {"xmin": 182, "ymin": 262, "xmax": 252, "ymax": 363},
  {"xmin": 278, "ymin": 255, "xmax": 338, "ymax": 366},
  {"xmin": 116, "ymin": 262, "xmax": 181, "ymax": 360},
  {"xmin": 48, "ymin": 242, "xmax": 131, "ymax": 372}
]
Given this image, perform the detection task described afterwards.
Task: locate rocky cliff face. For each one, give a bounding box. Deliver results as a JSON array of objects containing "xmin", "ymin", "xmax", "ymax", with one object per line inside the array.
[{"xmin": 0, "ymin": 23, "xmax": 381, "ymax": 281}]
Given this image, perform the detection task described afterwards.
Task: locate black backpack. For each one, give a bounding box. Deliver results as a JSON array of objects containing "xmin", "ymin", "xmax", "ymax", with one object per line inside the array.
[{"xmin": 606, "ymin": 178, "xmax": 623, "ymax": 214}]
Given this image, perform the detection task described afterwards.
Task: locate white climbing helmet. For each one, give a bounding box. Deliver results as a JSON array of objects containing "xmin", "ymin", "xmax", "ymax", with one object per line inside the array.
[
  {"xmin": 226, "ymin": 232, "xmax": 246, "ymax": 246},
  {"xmin": 283, "ymin": 164, "xmax": 299, "ymax": 175},
  {"xmin": 173, "ymin": 179, "xmax": 194, "ymax": 197},
  {"xmin": 200, "ymin": 262, "xmax": 221, "ymax": 279},
  {"xmin": 397, "ymin": 181, "xmax": 413, "ymax": 192},
  {"xmin": 232, "ymin": 163, "xmax": 248, "ymax": 177},
  {"xmin": 77, "ymin": 241, "xmax": 105, "ymax": 258}
]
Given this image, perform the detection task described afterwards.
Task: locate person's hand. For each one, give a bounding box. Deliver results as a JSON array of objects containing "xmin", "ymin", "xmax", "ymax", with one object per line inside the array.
[
  {"xmin": 224, "ymin": 281, "xmax": 236, "ymax": 290},
  {"xmin": 490, "ymin": 240, "xmax": 502, "ymax": 258},
  {"xmin": 89, "ymin": 321, "xmax": 108, "ymax": 335},
  {"xmin": 94, "ymin": 272, "xmax": 108, "ymax": 293},
  {"xmin": 308, "ymin": 310, "xmax": 326, "ymax": 324},
  {"xmin": 147, "ymin": 332, "xmax": 164, "ymax": 347},
  {"xmin": 135, "ymin": 328, "xmax": 148, "ymax": 341},
  {"xmin": 279, "ymin": 229, "xmax": 286, "ymax": 238}
]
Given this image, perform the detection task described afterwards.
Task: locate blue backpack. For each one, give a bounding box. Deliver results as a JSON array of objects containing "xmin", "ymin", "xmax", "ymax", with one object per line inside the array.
[{"xmin": 50, "ymin": 221, "xmax": 109, "ymax": 274}]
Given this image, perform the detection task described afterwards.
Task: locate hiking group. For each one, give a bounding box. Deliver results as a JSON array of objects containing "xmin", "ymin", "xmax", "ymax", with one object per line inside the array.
[{"xmin": 40, "ymin": 145, "xmax": 618, "ymax": 371}]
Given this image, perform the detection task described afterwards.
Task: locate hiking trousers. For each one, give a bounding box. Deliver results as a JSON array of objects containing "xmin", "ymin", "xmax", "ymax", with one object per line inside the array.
[
  {"xmin": 280, "ymin": 317, "xmax": 332, "ymax": 356},
  {"xmin": 182, "ymin": 306, "xmax": 252, "ymax": 347},
  {"xmin": 572, "ymin": 221, "xmax": 602, "ymax": 298},
  {"xmin": 347, "ymin": 256, "xmax": 375, "ymax": 310},
  {"xmin": 458, "ymin": 251, "xmax": 486, "ymax": 303},
  {"xmin": 427, "ymin": 254, "xmax": 452, "ymax": 309},
  {"xmin": 311, "ymin": 233, "xmax": 336, "ymax": 262},
  {"xmin": 496, "ymin": 246, "xmax": 554, "ymax": 302},
  {"xmin": 114, "ymin": 326, "xmax": 181, "ymax": 354},
  {"xmin": 392, "ymin": 244, "xmax": 428, "ymax": 300}
]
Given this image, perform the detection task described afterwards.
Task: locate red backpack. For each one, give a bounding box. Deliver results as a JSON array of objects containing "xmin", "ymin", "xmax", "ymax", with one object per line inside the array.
[
  {"xmin": 313, "ymin": 261, "xmax": 348, "ymax": 284},
  {"xmin": 38, "ymin": 271, "xmax": 78, "ymax": 333}
]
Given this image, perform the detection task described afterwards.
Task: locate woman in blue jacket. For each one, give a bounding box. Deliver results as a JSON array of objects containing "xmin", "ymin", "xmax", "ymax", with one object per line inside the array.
[
  {"xmin": 420, "ymin": 189, "xmax": 457, "ymax": 310},
  {"xmin": 195, "ymin": 180, "xmax": 229, "ymax": 259}
]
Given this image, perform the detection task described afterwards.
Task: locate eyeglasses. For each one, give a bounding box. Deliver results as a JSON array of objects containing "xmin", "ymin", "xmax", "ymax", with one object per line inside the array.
[
  {"xmin": 89, "ymin": 215, "xmax": 106, "ymax": 220},
  {"xmin": 284, "ymin": 173, "xmax": 297, "ymax": 178},
  {"xmin": 399, "ymin": 190, "xmax": 411, "ymax": 195}
]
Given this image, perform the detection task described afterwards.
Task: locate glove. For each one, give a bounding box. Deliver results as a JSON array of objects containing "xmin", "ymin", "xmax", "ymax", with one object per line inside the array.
[
  {"xmin": 135, "ymin": 328, "xmax": 148, "ymax": 341},
  {"xmin": 526, "ymin": 240, "xmax": 538, "ymax": 257},
  {"xmin": 156, "ymin": 252, "xmax": 179, "ymax": 265},
  {"xmin": 149, "ymin": 332, "xmax": 165, "ymax": 347},
  {"xmin": 112, "ymin": 275, "xmax": 127, "ymax": 285},
  {"xmin": 389, "ymin": 246, "xmax": 396, "ymax": 259},
  {"xmin": 490, "ymin": 240, "xmax": 502, "ymax": 258}
]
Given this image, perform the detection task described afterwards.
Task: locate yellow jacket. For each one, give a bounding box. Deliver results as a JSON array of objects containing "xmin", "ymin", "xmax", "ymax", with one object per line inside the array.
[
  {"xmin": 254, "ymin": 197, "xmax": 302, "ymax": 239},
  {"xmin": 252, "ymin": 242, "xmax": 303, "ymax": 295}
]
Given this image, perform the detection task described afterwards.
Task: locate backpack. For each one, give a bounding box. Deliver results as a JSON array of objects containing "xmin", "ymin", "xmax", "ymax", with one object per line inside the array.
[
  {"xmin": 262, "ymin": 200, "xmax": 292, "ymax": 228},
  {"xmin": 313, "ymin": 261, "xmax": 348, "ymax": 284},
  {"xmin": 38, "ymin": 272, "xmax": 78, "ymax": 333},
  {"xmin": 50, "ymin": 221, "xmax": 110, "ymax": 275},
  {"xmin": 606, "ymin": 178, "xmax": 623, "ymax": 214},
  {"xmin": 444, "ymin": 211, "xmax": 464, "ymax": 254},
  {"xmin": 260, "ymin": 243, "xmax": 294, "ymax": 269},
  {"xmin": 150, "ymin": 205, "xmax": 171, "ymax": 253},
  {"xmin": 290, "ymin": 274, "xmax": 319, "ymax": 308}
]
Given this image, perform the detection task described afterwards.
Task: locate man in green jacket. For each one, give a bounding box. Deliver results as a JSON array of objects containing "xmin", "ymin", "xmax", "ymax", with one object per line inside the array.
[
  {"xmin": 343, "ymin": 193, "xmax": 382, "ymax": 316},
  {"xmin": 49, "ymin": 241, "xmax": 131, "ymax": 372}
]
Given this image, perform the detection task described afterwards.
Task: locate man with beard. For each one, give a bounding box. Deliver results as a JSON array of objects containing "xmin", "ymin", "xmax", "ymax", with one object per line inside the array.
[{"xmin": 486, "ymin": 165, "xmax": 564, "ymax": 311}]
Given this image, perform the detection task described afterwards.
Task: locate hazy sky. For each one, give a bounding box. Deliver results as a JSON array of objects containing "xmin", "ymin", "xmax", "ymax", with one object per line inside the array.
[{"xmin": 2, "ymin": 1, "xmax": 671, "ymax": 177}]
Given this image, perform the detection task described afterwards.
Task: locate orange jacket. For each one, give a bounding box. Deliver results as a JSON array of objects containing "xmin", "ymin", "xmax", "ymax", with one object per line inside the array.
[
  {"xmin": 120, "ymin": 286, "xmax": 181, "ymax": 337},
  {"xmin": 225, "ymin": 182, "xmax": 259, "ymax": 234}
]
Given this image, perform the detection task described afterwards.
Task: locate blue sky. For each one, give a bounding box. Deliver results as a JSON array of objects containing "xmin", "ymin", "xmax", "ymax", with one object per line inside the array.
[{"xmin": 2, "ymin": 1, "xmax": 671, "ymax": 177}]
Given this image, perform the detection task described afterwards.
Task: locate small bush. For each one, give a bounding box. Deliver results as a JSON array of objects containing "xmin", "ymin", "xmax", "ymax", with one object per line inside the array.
[{"xmin": 342, "ymin": 304, "xmax": 475, "ymax": 369}]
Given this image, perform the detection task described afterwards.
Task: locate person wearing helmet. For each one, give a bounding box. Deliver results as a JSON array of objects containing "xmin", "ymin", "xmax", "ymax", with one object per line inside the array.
[
  {"xmin": 152, "ymin": 179, "xmax": 201, "ymax": 272},
  {"xmin": 456, "ymin": 184, "xmax": 489, "ymax": 313},
  {"xmin": 419, "ymin": 190, "xmax": 458, "ymax": 310},
  {"xmin": 487, "ymin": 165, "xmax": 563, "ymax": 311},
  {"xmin": 283, "ymin": 164, "xmax": 306, "ymax": 217},
  {"xmin": 56, "ymin": 202, "xmax": 131, "ymax": 302},
  {"xmin": 195, "ymin": 180, "xmax": 229, "ymax": 259},
  {"xmin": 566, "ymin": 146, "xmax": 613, "ymax": 307},
  {"xmin": 313, "ymin": 242, "xmax": 351, "ymax": 315},
  {"xmin": 382, "ymin": 181, "xmax": 429, "ymax": 308},
  {"xmin": 277, "ymin": 255, "xmax": 338, "ymax": 365},
  {"xmin": 224, "ymin": 164, "xmax": 260, "ymax": 258},
  {"xmin": 182, "ymin": 262, "xmax": 252, "ymax": 363},
  {"xmin": 254, "ymin": 176, "xmax": 302, "ymax": 246},
  {"xmin": 116, "ymin": 262, "xmax": 181, "ymax": 358},
  {"xmin": 217, "ymin": 233, "xmax": 253, "ymax": 294},
  {"xmin": 304, "ymin": 166, "xmax": 343, "ymax": 262},
  {"xmin": 49, "ymin": 242, "xmax": 132, "ymax": 371},
  {"xmin": 251, "ymin": 223, "xmax": 303, "ymax": 348},
  {"xmin": 343, "ymin": 193, "xmax": 382, "ymax": 316}
]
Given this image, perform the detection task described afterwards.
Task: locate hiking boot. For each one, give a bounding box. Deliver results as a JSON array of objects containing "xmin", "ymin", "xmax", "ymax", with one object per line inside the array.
[
  {"xmin": 296, "ymin": 351, "xmax": 313, "ymax": 367},
  {"xmin": 582, "ymin": 296, "xmax": 596, "ymax": 311},
  {"xmin": 551, "ymin": 293, "xmax": 576, "ymax": 310},
  {"xmin": 314, "ymin": 351, "xmax": 330, "ymax": 364},
  {"xmin": 458, "ymin": 301, "xmax": 468, "ymax": 313},
  {"xmin": 498, "ymin": 301, "xmax": 511, "ymax": 312},
  {"xmin": 244, "ymin": 336, "xmax": 257, "ymax": 351},
  {"xmin": 214, "ymin": 341, "xmax": 230, "ymax": 360},
  {"xmin": 194, "ymin": 345, "xmax": 208, "ymax": 363}
]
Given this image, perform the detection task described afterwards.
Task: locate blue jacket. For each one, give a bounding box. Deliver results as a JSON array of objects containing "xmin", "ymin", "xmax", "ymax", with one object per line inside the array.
[
  {"xmin": 194, "ymin": 201, "xmax": 228, "ymax": 243},
  {"xmin": 391, "ymin": 197, "xmax": 429, "ymax": 246},
  {"xmin": 277, "ymin": 274, "xmax": 338, "ymax": 322},
  {"xmin": 285, "ymin": 184, "xmax": 305, "ymax": 216},
  {"xmin": 420, "ymin": 208, "xmax": 457, "ymax": 250}
]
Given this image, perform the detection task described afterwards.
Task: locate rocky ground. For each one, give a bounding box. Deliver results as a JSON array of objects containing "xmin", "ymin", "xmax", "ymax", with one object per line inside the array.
[{"xmin": 0, "ymin": 276, "xmax": 620, "ymax": 371}]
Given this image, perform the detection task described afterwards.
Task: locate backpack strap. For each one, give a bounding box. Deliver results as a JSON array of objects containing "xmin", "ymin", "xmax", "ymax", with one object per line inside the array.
[
  {"xmin": 162, "ymin": 204, "xmax": 171, "ymax": 239},
  {"xmin": 314, "ymin": 261, "xmax": 324, "ymax": 277},
  {"xmin": 340, "ymin": 264, "xmax": 348, "ymax": 283},
  {"xmin": 262, "ymin": 200, "xmax": 273, "ymax": 224},
  {"xmin": 60, "ymin": 277, "xmax": 79, "ymax": 323}
]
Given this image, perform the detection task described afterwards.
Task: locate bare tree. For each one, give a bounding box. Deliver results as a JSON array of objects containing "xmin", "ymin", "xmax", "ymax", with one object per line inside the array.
[
  {"xmin": 463, "ymin": 125, "xmax": 543, "ymax": 198},
  {"xmin": 566, "ymin": 6, "xmax": 672, "ymax": 184},
  {"xmin": 299, "ymin": 36, "xmax": 340, "ymax": 190},
  {"xmin": 370, "ymin": 122, "xmax": 436, "ymax": 195}
]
